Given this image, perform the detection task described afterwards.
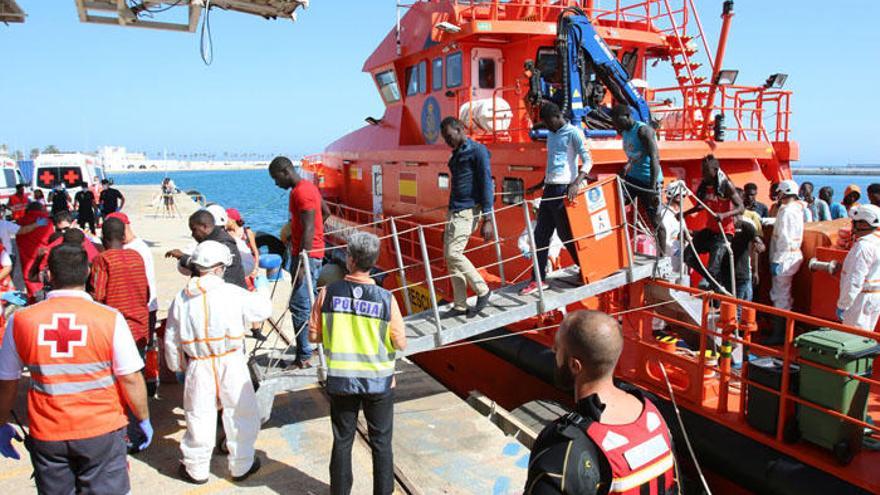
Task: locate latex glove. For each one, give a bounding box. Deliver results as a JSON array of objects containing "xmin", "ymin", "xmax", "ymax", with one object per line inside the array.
[
  {"xmin": 0, "ymin": 292, "xmax": 26, "ymax": 306},
  {"xmin": 35, "ymin": 218, "xmax": 48, "ymax": 227},
  {"xmin": 837, "ymin": 307, "xmax": 845, "ymax": 322},
  {"xmin": 137, "ymin": 419, "xmax": 153, "ymax": 451},
  {"xmin": 521, "ymin": 247, "xmax": 532, "ymax": 260},
  {"xmin": 175, "ymin": 371, "xmax": 186, "ymax": 384},
  {"xmin": 0, "ymin": 424, "xmax": 21, "ymax": 460},
  {"xmin": 254, "ymin": 275, "xmax": 269, "ymax": 290},
  {"xmin": 770, "ymin": 263, "xmax": 781, "ymax": 276}
]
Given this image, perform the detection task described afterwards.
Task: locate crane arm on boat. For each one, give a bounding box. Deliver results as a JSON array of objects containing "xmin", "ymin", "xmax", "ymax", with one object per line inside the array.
[{"xmin": 554, "ymin": 7, "xmax": 651, "ymax": 128}]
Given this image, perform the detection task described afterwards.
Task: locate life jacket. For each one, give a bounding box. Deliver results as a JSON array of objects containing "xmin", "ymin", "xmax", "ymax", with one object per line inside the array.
[
  {"xmin": 320, "ymin": 278, "xmax": 395, "ymax": 395},
  {"xmin": 584, "ymin": 396, "xmax": 677, "ymax": 495},
  {"xmin": 698, "ymin": 178, "xmax": 735, "ymax": 235},
  {"xmin": 12, "ymin": 295, "xmax": 128, "ymax": 441}
]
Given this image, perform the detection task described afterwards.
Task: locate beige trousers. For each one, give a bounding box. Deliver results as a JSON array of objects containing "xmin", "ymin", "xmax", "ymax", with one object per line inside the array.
[{"xmin": 443, "ymin": 207, "xmax": 489, "ymax": 310}]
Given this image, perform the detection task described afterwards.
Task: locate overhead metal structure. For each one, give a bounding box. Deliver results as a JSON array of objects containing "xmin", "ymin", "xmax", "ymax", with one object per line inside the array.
[
  {"xmin": 70, "ymin": 0, "xmax": 308, "ymax": 32},
  {"xmin": 0, "ymin": 0, "xmax": 25, "ymax": 23}
]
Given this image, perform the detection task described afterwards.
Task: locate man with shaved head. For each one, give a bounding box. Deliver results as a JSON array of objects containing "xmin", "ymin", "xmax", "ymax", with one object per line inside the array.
[{"xmin": 525, "ymin": 310, "xmax": 678, "ymax": 494}]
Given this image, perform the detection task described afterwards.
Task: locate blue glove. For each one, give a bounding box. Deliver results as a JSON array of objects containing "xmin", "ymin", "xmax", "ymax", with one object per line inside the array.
[
  {"xmin": 175, "ymin": 371, "xmax": 186, "ymax": 384},
  {"xmin": 837, "ymin": 307, "xmax": 845, "ymax": 321},
  {"xmin": 770, "ymin": 263, "xmax": 781, "ymax": 276},
  {"xmin": 35, "ymin": 218, "xmax": 48, "ymax": 227},
  {"xmin": 137, "ymin": 419, "xmax": 153, "ymax": 451},
  {"xmin": 521, "ymin": 247, "xmax": 532, "ymax": 260},
  {"xmin": 0, "ymin": 423, "xmax": 21, "ymax": 460},
  {"xmin": 0, "ymin": 292, "xmax": 26, "ymax": 306},
  {"xmin": 254, "ymin": 275, "xmax": 269, "ymax": 290}
]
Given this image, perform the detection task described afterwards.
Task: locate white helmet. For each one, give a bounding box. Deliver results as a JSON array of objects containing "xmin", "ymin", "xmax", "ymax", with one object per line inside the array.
[
  {"xmin": 190, "ymin": 240, "xmax": 233, "ymax": 269},
  {"xmin": 665, "ymin": 180, "xmax": 688, "ymax": 200},
  {"xmin": 204, "ymin": 204, "xmax": 228, "ymax": 226},
  {"xmin": 777, "ymin": 179, "xmax": 799, "ymax": 197},
  {"xmin": 851, "ymin": 204, "xmax": 880, "ymax": 228}
]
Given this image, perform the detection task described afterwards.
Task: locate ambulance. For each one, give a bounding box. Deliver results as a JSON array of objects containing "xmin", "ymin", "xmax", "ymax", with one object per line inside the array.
[
  {"xmin": 0, "ymin": 155, "xmax": 29, "ymax": 200},
  {"xmin": 32, "ymin": 153, "xmax": 104, "ymax": 196}
]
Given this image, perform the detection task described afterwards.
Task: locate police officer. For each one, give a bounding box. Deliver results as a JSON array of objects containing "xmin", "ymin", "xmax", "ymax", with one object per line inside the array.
[
  {"xmin": 525, "ymin": 310, "xmax": 678, "ymax": 495},
  {"xmin": 837, "ymin": 204, "xmax": 880, "ymax": 330},
  {"xmin": 0, "ymin": 244, "xmax": 152, "ymax": 493},
  {"xmin": 308, "ymin": 232, "xmax": 407, "ymax": 495}
]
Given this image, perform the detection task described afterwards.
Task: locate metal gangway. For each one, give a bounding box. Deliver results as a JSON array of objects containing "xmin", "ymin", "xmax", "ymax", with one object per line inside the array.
[{"xmin": 252, "ymin": 176, "xmax": 733, "ymax": 422}]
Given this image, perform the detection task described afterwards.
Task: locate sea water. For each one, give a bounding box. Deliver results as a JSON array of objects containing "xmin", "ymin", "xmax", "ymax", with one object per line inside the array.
[{"xmin": 112, "ymin": 170, "xmax": 880, "ymax": 237}]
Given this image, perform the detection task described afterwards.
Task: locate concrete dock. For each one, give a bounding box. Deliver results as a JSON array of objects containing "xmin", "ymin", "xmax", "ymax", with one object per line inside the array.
[{"xmin": 0, "ymin": 185, "xmax": 530, "ymax": 494}]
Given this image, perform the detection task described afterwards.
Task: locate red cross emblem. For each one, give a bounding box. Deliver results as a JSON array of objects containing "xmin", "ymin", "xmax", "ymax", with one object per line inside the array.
[
  {"xmin": 38, "ymin": 314, "xmax": 88, "ymax": 358},
  {"xmin": 63, "ymin": 170, "xmax": 80, "ymax": 185},
  {"xmin": 39, "ymin": 170, "xmax": 55, "ymax": 185}
]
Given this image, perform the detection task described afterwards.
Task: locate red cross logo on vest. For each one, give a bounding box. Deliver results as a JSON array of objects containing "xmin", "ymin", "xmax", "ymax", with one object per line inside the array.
[
  {"xmin": 37, "ymin": 314, "xmax": 88, "ymax": 358},
  {"xmin": 39, "ymin": 170, "xmax": 55, "ymax": 186},
  {"xmin": 63, "ymin": 170, "xmax": 80, "ymax": 184}
]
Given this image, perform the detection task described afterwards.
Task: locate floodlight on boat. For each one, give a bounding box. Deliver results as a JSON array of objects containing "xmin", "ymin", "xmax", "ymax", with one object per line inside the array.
[
  {"xmin": 714, "ymin": 69, "xmax": 739, "ymax": 85},
  {"xmin": 764, "ymin": 73, "xmax": 788, "ymax": 89},
  {"xmin": 365, "ymin": 117, "xmax": 383, "ymax": 126},
  {"xmin": 435, "ymin": 21, "xmax": 461, "ymax": 34}
]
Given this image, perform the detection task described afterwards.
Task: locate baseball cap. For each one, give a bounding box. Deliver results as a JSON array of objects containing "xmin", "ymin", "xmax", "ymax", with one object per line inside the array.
[
  {"xmin": 106, "ymin": 212, "xmax": 130, "ymax": 225},
  {"xmin": 226, "ymin": 208, "xmax": 242, "ymax": 223}
]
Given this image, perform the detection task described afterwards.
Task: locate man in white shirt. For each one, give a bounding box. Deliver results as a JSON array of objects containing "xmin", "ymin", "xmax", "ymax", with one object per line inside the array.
[
  {"xmin": 661, "ymin": 180, "xmax": 687, "ymax": 280},
  {"xmin": 164, "ymin": 240, "xmax": 271, "ymax": 484}
]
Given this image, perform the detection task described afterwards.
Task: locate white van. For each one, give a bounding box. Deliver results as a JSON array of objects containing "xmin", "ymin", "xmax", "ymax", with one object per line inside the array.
[
  {"xmin": 33, "ymin": 153, "xmax": 102, "ymax": 196},
  {"xmin": 0, "ymin": 156, "xmax": 28, "ymax": 200}
]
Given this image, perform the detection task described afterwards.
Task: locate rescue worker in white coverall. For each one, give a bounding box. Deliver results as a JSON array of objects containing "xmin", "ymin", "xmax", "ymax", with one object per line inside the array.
[
  {"xmin": 837, "ymin": 204, "xmax": 880, "ymax": 330},
  {"xmin": 768, "ymin": 179, "xmax": 804, "ymax": 343},
  {"xmin": 164, "ymin": 240, "xmax": 272, "ymax": 484}
]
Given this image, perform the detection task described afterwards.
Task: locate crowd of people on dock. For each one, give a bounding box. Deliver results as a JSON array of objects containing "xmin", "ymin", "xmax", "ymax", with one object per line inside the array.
[{"xmin": 0, "ymin": 105, "xmax": 878, "ymax": 494}]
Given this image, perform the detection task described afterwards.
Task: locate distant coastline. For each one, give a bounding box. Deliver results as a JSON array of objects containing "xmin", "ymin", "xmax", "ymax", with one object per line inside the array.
[
  {"xmin": 109, "ymin": 161, "xmax": 268, "ymax": 173},
  {"xmin": 793, "ymin": 167, "xmax": 880, "ymax": 176}
]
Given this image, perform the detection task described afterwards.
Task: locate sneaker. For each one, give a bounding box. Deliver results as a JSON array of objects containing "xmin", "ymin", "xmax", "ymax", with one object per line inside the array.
[
  {"xmin": 442, "ymin": 307, "xmax": 468, "ymax": 318},
  {"xmin": 232, "ymin": 457, "xmax": 261, "ymax": 482},
  {"xmin": 250, "ymin": 328, "xmax": 268, "ymax": 342},
  {"xmin": 519, "ymin": 280, "xmax": 549, "ymax": 296},
  {"xmin": 178, "ymin": 464, "xmax": 209, "ymax": 485}
]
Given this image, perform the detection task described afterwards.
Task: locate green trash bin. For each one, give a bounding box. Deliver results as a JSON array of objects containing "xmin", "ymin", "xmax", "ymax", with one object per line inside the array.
[{"xmin": 794, "ymin": 329, "xmax": 880, "ymax": 464}]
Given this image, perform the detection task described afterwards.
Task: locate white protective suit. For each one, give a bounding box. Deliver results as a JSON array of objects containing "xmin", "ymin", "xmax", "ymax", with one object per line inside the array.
[
  {"xmin": 769, "ymin": 201, "xmax": 805, "ymax": 310},
  {"xmin": 837, "ymin": 231, "xmax": 880, "ymax": 330},
  {"xmin": 661, "ymin": 206, "xmax": 683, "ymax": 277},
  {"xmin": 165, "ymin": 273, "xmax": 273, "ymax": 480}
]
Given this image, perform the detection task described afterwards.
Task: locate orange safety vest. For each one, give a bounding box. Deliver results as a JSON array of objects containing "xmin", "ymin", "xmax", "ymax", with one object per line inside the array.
[{"xmin": 13, "ymin": 296, "xmax": 128, "ymax": 441}]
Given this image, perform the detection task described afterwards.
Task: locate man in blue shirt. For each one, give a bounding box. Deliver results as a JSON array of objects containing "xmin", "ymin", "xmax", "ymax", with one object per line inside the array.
[
  {"xmin": 440, "ymin": 117, "xmax": 494, "ymax": 317},
  {"xmin": 611, "ymin": 105, "xmax": 665, "ymax": 253},
  {"xmin": 521, "ymin": 102, "xmax": 592, "ymax": 296}
]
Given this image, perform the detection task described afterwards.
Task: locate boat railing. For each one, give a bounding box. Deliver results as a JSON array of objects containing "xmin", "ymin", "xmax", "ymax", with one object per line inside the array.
[
  {"xmin": 650, "ymin": 83, "xmax": 792, "ymax": 143},
  {"xmin": 618, "ymin": 278, "xmax": 879, "ymax": 472}
]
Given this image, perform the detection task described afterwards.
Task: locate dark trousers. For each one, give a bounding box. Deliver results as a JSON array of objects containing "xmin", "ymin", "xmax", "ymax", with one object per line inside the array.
[
  {"xmin": 533, "ymin": 184, "xmax": 579, "ymax": 280},
  {"xmin": 685, "ymin": 228, "xmax": 729, "ymax": 292},
  {"xmin": 623, "ymin": 176, "xmax": 666, "ymax": 254},
  {"xmin": 329, "ymin": 391, "xmax": 394, "ymax": 495},
  {"xmin": 77, "ymin": 212, "xmax": 96, "ymax": 234},
  {"xmin": 29, "ymin": 428, "xmax": 130, "ymax": 495}
]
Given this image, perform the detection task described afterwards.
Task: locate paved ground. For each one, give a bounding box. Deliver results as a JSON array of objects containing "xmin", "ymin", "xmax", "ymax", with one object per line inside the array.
[{"xmin": 0, "ymin": 186, "xmax": 529, "ymax": 494}]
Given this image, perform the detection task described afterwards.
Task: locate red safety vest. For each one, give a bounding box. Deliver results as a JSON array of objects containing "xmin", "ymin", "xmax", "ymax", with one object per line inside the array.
[
  {"xmin": 701, "ymin": 182, "xmax": 735, "ymax": 235},
  {"xmin": 13, "ymin": 296, "xmax": 128, "ymax": 441},
  {"xmin": 8, "ymin": 193, "xmax": 28, "ymax": 223},
  {"xmin": 585, "ymin": 398, "xmax": 677, "ymax": 495}
]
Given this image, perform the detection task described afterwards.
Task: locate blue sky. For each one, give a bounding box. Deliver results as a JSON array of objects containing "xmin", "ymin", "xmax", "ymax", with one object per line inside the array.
[{"xmin": 1, "ymin": 0, "xmax": 878, "ymax": 165}]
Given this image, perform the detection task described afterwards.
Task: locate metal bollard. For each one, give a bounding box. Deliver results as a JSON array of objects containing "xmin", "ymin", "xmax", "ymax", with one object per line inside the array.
[
  {"xmin": 488, "ymin": 207, "xmax": 506, "ymax": 287},
  {"xmin": 521, "ymin": 199, "xmax": 546, "ymax": 313},
  {"xmin": 389, "ymin": 218, "xmax": 413, "ymax": 315},
  {"xmin": 418, "ymin": 226, "xmax": 444, "ymax": 341},
  {"xmin": 301, "ymin": 250, "xmax": 328, "ymax": 382}
]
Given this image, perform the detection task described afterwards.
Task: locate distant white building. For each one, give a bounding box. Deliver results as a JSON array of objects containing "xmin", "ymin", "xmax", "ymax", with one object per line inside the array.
[
  {"xmin": 97, "ymin": 145, "xmax": 266, "ymax": 173},
  {"xmin": 98, "ymin": 146, "xmax": 147, "ymax": 171}
]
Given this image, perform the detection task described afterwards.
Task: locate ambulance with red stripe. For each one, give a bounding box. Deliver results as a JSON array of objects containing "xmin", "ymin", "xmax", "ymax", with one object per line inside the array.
[{"xmin": 32, "ymin": 153, "xmax": 105, "ymax": 197}]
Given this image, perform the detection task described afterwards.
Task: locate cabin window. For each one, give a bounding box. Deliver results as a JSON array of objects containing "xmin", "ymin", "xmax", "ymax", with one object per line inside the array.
[
  {"xmin": 375, "ymin": 70, "xmax": 401, "ymax": 103},
  {"xmin": 438, "ymin": 173, "xmax": 449, "ymax": 189},
  {"xmin": 432, "ymin": 57, "xmax": 443, "ymax": 91},
  {"xmin": 502, "ymin": 177, "xmax": 523, "ymax": 205},
  {"xmin": 478, "ymin": 58, "xmax": 496, "ymax": 89},
  {"xmin": 418, "ymin": 60, "xmax": 427, "ymax": 94},
  {"xmin": 406, "ymin": 61, "xmax": 428, "ymax": 96},
  {"xmin": 446, "ymin": 52, "xmax": 462, "ymax": 88},
  {"xmin": 0, "ymin": 170, "xmax": 15, "ymax": 189},
  {"xmin": 536, "ymin": 47, "xmax": 560, "ymax": 84}
]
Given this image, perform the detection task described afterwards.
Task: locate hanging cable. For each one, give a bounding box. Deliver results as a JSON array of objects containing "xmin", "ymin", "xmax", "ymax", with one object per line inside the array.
[
  {"xmin": 200, "ymin": 0, "xmax": 214, "ymax": 65},
  {"xmin": 659, "ymin": 363, "xmax": 713, "ymax": 495}
]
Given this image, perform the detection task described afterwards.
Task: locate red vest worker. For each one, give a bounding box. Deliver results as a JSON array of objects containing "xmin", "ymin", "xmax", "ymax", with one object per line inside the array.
[
  {"xmin": 7, "ymin": 185, "xmax": 29, "ymax": 223},
  {"xmin": 525, "ymin": 311, "xmax": 678, "ymax": 495},
  {"xmin": 0, "ymin": 244, "xmax": 152, "ymax": 494}
]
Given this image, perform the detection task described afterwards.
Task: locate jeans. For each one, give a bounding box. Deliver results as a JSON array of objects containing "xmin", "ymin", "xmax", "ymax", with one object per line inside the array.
[
  {"xmin": 290, "ymin": 256, "xmax": 321, "ymax": 361},
  {"xmin": 736, "ymin": 279, "xmax": 753, "ymax": 302},
  {"xmin": 329, "ymin": 391, "xmax": 394, "ymax": 495},
  {"xmin": 533, "ymin": 184, "xmax": 579, "ymax": 280}
]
